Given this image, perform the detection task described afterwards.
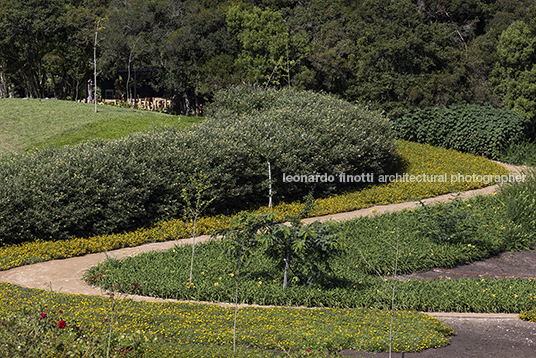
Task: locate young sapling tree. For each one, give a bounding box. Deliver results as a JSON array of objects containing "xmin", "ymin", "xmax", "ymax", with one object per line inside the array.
[
  {"xmin": 260, "ymin": 194, "xmax": 345, "ymax": 289},
  {"xmin": 181, "ymin": 171, "xmax": 215, "ymax": 287},
  {"xmin": 216, "ymin": 212, "xmax": 276, "ymax": 353}
]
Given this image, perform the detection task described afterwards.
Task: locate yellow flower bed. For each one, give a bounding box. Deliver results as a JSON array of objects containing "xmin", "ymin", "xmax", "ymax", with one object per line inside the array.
[
  {"xmin": 0, "ymin": 140, "xmax": 508, "ymax": 271},
  {"xmin": 0, "ymin": 282, "xmax": 453, "ymax": 354},
  {"xmin": 519, "ymin": 309, "xmax": 536, "ymax": 322}
]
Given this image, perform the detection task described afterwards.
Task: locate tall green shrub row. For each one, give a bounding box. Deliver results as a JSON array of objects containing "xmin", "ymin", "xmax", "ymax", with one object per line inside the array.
[
  {"xmin": 392, "ymin": 104, "xmax": 526, "ymax": 159},
  {"xmin": 0, "ymin": 87, "xmax": 398, "ymax": 244}
]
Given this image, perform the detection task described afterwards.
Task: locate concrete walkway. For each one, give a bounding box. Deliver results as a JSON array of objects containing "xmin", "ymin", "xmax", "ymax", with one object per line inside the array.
[{"xmin": 0, "ymin": 161, "xmax": 530, "ymax": 321}]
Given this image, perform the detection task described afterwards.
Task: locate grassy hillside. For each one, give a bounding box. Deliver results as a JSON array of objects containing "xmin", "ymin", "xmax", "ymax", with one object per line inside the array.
[{"xmin": 0, "ymin": 98, "xmax": 202, "ymax": 154}]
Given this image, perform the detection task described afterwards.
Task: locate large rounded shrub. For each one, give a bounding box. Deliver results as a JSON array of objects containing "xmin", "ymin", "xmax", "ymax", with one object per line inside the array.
[
  {"xmin": 392, "ymin": 104, "xmax": 526, "ymax": 159},
  {"xmin": 0, "ymin": 86, "xmax": 398, "ymax": 244}
]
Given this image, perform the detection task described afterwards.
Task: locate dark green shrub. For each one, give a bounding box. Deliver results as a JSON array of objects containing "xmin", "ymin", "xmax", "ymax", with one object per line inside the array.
[
  {"xmin": 392, "ymin": 104, "xmax": 526, "ymax": 159},
  {"xmin": 205, "ymin": 86, "xmax": 400, "ymax": 200},
  {"xmin": 0, "ymin": 86, "xmax": 398, "ymax": 244}
]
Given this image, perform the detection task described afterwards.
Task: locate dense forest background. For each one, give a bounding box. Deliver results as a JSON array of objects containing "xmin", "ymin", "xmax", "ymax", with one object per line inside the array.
[{"xmin": 0, "ymin": 0, "xmax": 535, "ymax": 121}]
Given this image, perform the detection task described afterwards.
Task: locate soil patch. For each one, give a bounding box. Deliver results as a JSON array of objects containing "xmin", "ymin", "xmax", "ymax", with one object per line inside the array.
[
  {"xmin": 398, "ymin": 248, "xmax": 536, "ymax": 281},
  {"xmin": 341, "ymin": 317, "xmax": 536, "ymax": 358}
]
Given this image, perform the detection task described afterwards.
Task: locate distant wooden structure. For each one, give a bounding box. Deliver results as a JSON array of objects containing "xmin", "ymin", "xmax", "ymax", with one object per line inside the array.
[{"xmin": 102, "ymin": 97, "xmax": 172, "ymax": 111}]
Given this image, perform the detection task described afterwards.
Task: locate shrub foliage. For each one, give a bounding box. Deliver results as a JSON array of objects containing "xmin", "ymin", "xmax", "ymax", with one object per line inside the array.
[
  {"xmin": 0, "ymin": 87, "xmax": 398, "ymax": 244},
  {"xmin": 392, "ymin": 104, "xmax": 526, "ymax": 159}
]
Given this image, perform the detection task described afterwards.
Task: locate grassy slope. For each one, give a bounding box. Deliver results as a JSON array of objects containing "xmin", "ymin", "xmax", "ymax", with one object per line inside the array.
[
  {"xmin": 0, "ymin": 98, "xmax": 202, "ymax": 154},
  {"xmin": 0, "ymin": 99, "xmax": 509, "ymax": 355}
]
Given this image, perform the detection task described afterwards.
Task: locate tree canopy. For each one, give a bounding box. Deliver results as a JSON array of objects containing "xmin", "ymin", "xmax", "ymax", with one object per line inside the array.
[{"xmin": 0, "ymin": 0, "xmax": 535, "ymax": 125}]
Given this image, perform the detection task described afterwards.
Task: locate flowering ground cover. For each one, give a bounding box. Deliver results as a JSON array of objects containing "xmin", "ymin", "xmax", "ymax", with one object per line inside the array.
[
  {"xmin": 0, "ymin": 139, "xmax": 520, "ymax": 357},
  {"xmin": 0, "ymin": 282, "xmax": 454, "ymax": 356},
  {"xmin": 0, "ymin": 140, "xmax": 507, "ymax": 272},
  {"xmin": 84, "ymin": 193, "xmax": 536, "ymax": 313}
]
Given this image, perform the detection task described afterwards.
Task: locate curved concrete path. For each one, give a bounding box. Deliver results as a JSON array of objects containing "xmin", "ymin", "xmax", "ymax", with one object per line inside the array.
[{"xmin": 0, "ymin": 162, "xmax": 530, "ymax": 321}]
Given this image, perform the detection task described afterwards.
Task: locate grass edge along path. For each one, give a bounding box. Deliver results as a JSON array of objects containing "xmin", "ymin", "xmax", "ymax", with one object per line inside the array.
[
  {"xmin": 0, "ymin": 140, "xmax": 511, "ymax": 272},
  {"xmin": 0, "ymin": 157, "xmax": 526, "ymax": 357}
]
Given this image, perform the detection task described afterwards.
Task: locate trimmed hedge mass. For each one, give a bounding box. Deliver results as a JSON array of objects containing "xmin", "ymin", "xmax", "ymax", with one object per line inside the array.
[
  {"xmin": 392, "ymin": 104, "xmax": 526, "ymax": 159},
  {"xmin": 0, "ymin": 87, "xmax": 398, "ymax": 245}
]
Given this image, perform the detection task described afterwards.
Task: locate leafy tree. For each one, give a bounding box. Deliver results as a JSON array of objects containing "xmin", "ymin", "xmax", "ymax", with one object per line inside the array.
[
  {"xmin": 0, "ymin": 0, "xmax": 68, "ymax": 98},
  {"xmin": 181, "ymin": 171, "xmax": 216, "ymax": 286},
  {"xmin": 260, "ymin": 196, "xmax": 345, "ymax": 289},
  {"xmin": 156, "ymin": 2, "xmax": 237, "ymax": 113},
  {"xmin": 60, "ymin": 2, "xmax": 107, "ymax": 101},
  {"xmin": 217, "ymin": 212, "xmax": 275, "ymax": 353},
  {"xmin": 492, "ymin": 20, "xmax": 536, "ymax": 135},
  {"xmin": 100, "ymin": 0, "xmax": 164, "ymax": 102},
  {"xmin": 226, "ymin": 4, "xmax": 308, "ymax": 88}
]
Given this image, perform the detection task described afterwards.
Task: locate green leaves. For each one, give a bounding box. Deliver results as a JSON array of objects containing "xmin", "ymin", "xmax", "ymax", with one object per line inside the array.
[
  {"xmin": 496, "ymin": 20, "xmax": 536, "ymax": 71},
  {"xmin": 414, "ymin": 196, "xmax": 481, "ymax": 244},
  {"xmin": 259, "ymin": 200, "xmax": 345, "ymax": 289},
  {"xmin": 217, "ymin": 212, "xmax": 276, "ymax": 266},
  {"xmin": 498, "ymin": 168, "xmax": 536, "ymax": 247},
  {"xmin": 393, "ymin": 104, "xmax": 526, "ymax": 159},
  {"xmin": 227, "ymin": 5, "xmax": 288, "ymax": 86},
  {"xmin": 492, "ymin": 20, "xmax": 536, "ymax": 134}
]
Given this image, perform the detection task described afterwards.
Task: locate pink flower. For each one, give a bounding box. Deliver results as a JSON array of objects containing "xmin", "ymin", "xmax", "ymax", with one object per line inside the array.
[
  {"xmin": 58, "ymin": 320, "xmax": 66, "ymax": 329},
  {"xmin": 59, "ymin": 310, "xmax": 63, "ymax": 314},
  {"xmin": 40, "ymin": 312, "xmax": 46, "ymax": 319}
]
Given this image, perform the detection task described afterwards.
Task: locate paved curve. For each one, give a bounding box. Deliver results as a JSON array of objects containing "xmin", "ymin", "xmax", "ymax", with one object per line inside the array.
[{"xmin": 0, "ymin": 161, "xmax": 529, "ymax": 323}]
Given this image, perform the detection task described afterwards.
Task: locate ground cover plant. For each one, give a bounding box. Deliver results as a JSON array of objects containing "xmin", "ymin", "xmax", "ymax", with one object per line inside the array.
[
  {"xmin": 84, "ymin": 188, "xmax": 536, "ymax": 313},
  {"xmin": 499, "ymin": 140, "xmax": 536, "ymax": 166},
  {"xmin": 0, "ymin": 140, "xmax": 507, "ymax": 271},
  {"xmin": 0, "ymin": 86, "xmax": 400, "ymax": 245},
  {"xmin": 0, "ymin": 98, "xmax": 198, "ymax": 155},
  {"xmin": 0, "ymin": 90, "xmax": 529, "ymax": 356},
  {"xmin": 0, "ymin": 282, "xmax": 454, "ymax": 357}
]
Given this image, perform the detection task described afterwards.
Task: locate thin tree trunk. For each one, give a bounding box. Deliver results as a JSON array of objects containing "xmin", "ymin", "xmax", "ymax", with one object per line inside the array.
[
  {"xmin": 232, "ymin": 243, "xmax": 244, "ymax": 353},
  {"xmin": 188, "ymin": 215, "xmax": 198, "ymax": 284},
  {"xmin": 126, "ymin": 59, "xmax": 131, "ymax": 105},
  {"xmin": 94, "ymin": 23, "xmax": 98, "ymax": 112},
  {"xmin": 268, "ymin": 161, "xmax": 272, "ymax": 208},
  {"xmin": 194, "ymin": 75, "xmax": 199, "ymax": 116},
  {"xmin": 0, "ymin": 72, "xmax": 5, "ymax": 98},
  {"xmin": 388, "ymin": 228, "xmax": 400, "ymax": 358},
  {"xmin": 283, "ymin": 248, "xmax": 290, "ymax": 289}
]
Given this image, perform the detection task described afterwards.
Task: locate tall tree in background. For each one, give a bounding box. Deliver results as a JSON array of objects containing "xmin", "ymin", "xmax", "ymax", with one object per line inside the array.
[
  {"xmin": 156, "ymin": 2, "xmax": 234, "ymax": 113},
  {"xmin": 0, "ymin": 0, "xmax": 106, "ymax": 100},
  {"xmin": 61, "ymin": 3, "xmax": 103, "ymax": 101},
  {"xmin": 288, "ymin": 1, "xmax": 353, "ymax": 93},
  {"xmin": 492, "ymin": 20, "xmax": 536, "ymax": 134},
  {"xmin": 226, "ymin": 4, "xmax": 309, "ymax": 88},
  {"xmin": 0, "ymin": 0, "xmax": 67, "ymax": 98},
  {"xmin": 100, "ymin": 0, "xmax": 159, "ymax": 103}
]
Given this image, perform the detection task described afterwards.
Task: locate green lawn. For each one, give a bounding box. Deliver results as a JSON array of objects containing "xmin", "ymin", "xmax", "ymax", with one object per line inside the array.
[
  {"xmin": 0, "ymin": 98, "xmax": 202, "ymax": 154},
  {"xmin": 0, "ymin": 97, "xmax": 532, "ymax": 357}
]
